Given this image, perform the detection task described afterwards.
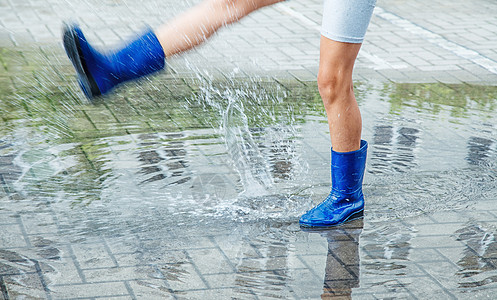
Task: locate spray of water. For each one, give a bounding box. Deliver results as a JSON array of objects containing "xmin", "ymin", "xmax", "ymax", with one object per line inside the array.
[{"xmin": 186, "ymin": 62, "xmax": 285, "ymax": 196}]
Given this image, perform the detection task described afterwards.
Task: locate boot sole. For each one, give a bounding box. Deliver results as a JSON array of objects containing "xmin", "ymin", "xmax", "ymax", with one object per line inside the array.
[
  {"xmin": 299, "ymin": 209, "xmax": 364, "ymax": 228},
  {"xmin": 62, "ymin": 23, "xmax": 101, "ymax": 99}
]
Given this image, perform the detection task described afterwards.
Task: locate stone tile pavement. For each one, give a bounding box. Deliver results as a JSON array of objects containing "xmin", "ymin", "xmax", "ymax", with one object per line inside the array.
[
  {"xmin": 1, "ymin": 0, "xmax": 497, "ymax": 299},
  {"xmin": 3, "ymin": 196, "xmax": 497, "ymax": 299},
  {"xmin": 1, "ymin": 0, "xmax": 497, "ymax": 84}
]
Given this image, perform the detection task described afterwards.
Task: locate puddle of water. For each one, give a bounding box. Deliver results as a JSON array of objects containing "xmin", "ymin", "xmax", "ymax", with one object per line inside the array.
[
  {"xmin": 1, "ymin": 46, "xmax": 497, "ymax": 298},
  {"xmin": 3, "ymin": 79, "xmax": 496, "ymax": 226}
]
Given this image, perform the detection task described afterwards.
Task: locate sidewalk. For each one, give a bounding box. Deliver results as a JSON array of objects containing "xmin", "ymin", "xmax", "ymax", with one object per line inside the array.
[
  {"xmin": 1, "ymin": 0, "xmax": 497, "ymax": 83},
  {"xmin": 1, "ymin": 0, "xmax": 497, "ymax": 299}
]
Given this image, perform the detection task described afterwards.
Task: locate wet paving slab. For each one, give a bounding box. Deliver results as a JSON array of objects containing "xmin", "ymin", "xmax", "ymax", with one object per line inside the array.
[{"xmin": 1, "ymin": 47, "xmax": 497, "ymax": 299}]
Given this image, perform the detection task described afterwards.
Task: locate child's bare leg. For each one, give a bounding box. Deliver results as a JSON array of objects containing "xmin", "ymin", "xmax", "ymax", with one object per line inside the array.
[
  {"xmin": 63, "ymin": 0, "xmax": 283, "ymax": 99},
  {"xmin": 157, "ymin": 0, "xmax": 284, "ymax": 57}
]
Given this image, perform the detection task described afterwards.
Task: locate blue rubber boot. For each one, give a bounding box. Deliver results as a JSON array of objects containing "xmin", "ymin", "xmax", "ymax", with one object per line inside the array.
[
  {"xmin": 62, "ymin": 23, "xmax": 165, "ymax": 99},
  {"xmin": 299, "ymin": 140, "xmax": 368, "ymax": 227}
]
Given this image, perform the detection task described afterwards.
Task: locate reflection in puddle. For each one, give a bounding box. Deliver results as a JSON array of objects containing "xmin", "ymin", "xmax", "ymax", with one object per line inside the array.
[
  {"xmin": 362, "ymin": 223, "xmax": 414, "ymax": 276},
  {"xmin": 370, "ymin": 125, "xmax": 419, "ymax": 174},
  {"xmin": 467, "ymin": 136, "xmax": 494, "ymax": 166},
  {"xmin": 250, "ymin": 126, "xmax": 299, "ymax": 182},
  {"xmin": 316, "ymin": 220, "xmax": 362, "ymax": 299},
  {"xmin": 136, "ymin": 133, "xmax": 191, "ymax": 185},
  {"xmin": 456, "ymin": 224, "xmax": 497, "ymax": 290},
  {"xmin": 233, "ymin": 228, "xmax": 293, "ymax": 298}
]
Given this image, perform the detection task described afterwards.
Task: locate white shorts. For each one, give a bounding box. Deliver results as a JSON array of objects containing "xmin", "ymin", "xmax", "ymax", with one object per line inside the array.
[{"xmin": 321, "ymin": 0, "xmax": 376, "ymax": 44}]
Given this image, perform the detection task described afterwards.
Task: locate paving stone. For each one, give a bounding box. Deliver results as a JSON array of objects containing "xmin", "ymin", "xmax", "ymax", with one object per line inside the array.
[
  {"xmin": 126, "ymin": 279, "xmax": 175, "ymax": 299},
  {"xmin": 44, "ymin": 257, "xmax": 85, "ymax": 285},
  {"xmin": 71, "ymin": 242, "xmax": 118, "ymax": 269},
  {"xmin": 0, "ymin": 224, "xmax": 28, "ymax": 248},
  {"xmin": 49, "ymin": 282, "xmax": 129, "ymax": 299},
  {"xmin": 186, "ymin": 248, "xmax": 234, "ymax": 275},
  {"xmin": 83, "ymin": 265, "xmax": 151, "ymax": 283}
]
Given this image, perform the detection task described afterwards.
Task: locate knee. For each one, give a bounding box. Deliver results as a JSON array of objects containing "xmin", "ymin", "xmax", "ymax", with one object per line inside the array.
[{"xmin": 317, "ymin": 68, "xmax": 353, "ymax": 108}]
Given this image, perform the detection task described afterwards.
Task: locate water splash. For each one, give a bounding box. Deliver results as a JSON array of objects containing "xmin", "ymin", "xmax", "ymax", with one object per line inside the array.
[{"xmin": 184, "ymin": 63, "xmax": 301, "ymax": 198}]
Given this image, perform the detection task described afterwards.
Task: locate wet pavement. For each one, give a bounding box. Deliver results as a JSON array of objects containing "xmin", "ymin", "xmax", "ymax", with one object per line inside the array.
[{"xmin": 1, "ymin": 0, "xmax": 497, "ymax": 299}]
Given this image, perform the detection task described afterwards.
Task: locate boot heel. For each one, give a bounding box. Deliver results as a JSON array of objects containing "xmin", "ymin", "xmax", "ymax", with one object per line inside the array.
[{"xmin": 347, "ymin": 209, "xmax": 364, "ymax": 222}]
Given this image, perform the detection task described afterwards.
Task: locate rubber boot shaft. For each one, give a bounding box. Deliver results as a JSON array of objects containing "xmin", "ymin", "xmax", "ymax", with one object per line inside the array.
[{"xmin": 299, "ymin": 140, "xmax": 368, "ymax": 227}]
